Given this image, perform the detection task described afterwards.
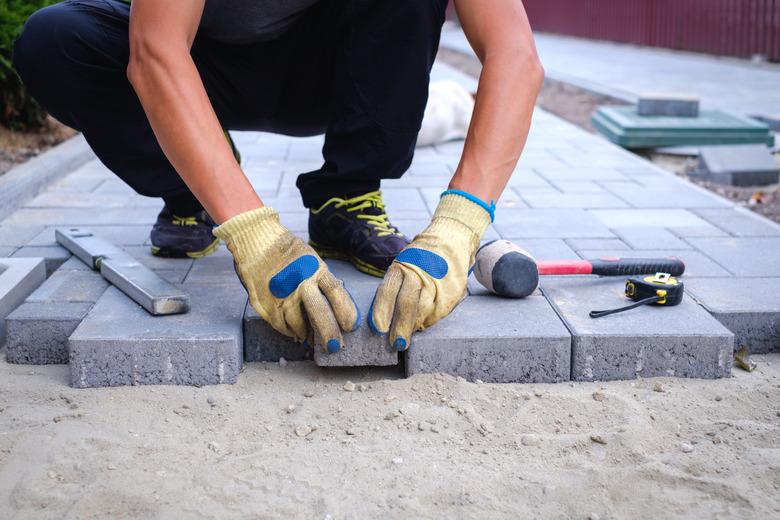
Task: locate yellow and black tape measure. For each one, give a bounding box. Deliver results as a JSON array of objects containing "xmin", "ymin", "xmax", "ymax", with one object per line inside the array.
[{"xmin": 590, "ymin": 273, "xmax": 684, "ymax": 318}]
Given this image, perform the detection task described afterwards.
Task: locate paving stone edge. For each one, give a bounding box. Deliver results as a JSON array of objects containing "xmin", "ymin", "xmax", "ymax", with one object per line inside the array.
[{"xmin": 0, "ymin": 135, "xmax": 93, "ymax": 222}]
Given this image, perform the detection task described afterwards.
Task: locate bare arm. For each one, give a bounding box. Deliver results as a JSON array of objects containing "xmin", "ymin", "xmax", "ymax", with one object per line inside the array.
[
  {"xmin": 127, "ymin": 0, "xmax": 261, "ymax": 223},
  {"xmin": 450, "ymin": 0, "xmax": 544, "ymax": 203}
]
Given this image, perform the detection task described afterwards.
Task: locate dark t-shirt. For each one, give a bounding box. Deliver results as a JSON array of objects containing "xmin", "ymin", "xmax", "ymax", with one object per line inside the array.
[{"xmin": 200, "ymin": 0, "xmax": 321, "ymax": 44}]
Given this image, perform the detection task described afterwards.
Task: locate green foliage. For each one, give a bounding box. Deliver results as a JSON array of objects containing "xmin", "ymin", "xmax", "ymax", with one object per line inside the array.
[{"xmin": 1, "ymin": 0, "xmax": 57, "ymax": 130}]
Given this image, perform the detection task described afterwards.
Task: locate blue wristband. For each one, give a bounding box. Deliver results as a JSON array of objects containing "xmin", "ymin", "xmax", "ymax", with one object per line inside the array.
[{"xmin": 440, "ymin": 189, "xmax": 496, "ymax": 222}]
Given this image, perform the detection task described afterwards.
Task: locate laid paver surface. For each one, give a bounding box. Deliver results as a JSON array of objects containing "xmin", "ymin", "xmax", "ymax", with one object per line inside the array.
[
  {"xmin": 1, "ymin": 60, "xmax": 778, "ymax": 386},
  {"xmin": 440, "ymin": 27, "xmax": 780, "ymax": 118}
]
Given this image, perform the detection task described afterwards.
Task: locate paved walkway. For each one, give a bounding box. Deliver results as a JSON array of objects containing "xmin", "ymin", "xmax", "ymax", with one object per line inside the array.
[
  {"xmin": 1, "ymin": 61, "xmax": 778, "ymax": 387},
  {"xmin": 440, "ymin": 26, "xmax": 780, "ymax": 118}
]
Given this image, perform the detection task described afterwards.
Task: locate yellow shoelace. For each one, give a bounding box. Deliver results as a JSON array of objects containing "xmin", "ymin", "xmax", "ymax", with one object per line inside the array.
[
  {"xmin": 171, "ymin": 215, "xmax": 199, "ymax": 226},
  {"xmin": 336, "ymin": 191, "xmax": 400, "ymax": 237}
]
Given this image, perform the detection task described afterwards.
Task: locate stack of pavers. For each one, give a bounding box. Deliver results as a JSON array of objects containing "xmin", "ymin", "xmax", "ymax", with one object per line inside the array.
[{"xmin": 2, "ymin": 105, "xmax": 778, "ymax": 388}]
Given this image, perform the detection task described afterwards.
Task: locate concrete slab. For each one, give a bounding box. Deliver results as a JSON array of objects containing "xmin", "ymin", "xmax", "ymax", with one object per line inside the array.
[
  {"xmin": 565, "ymin": 238, "xmax": 630, "ymax": 251},
  {"xmin": 601, "ymin": 182, "xmax": 731, "ymax": 208},
  {"xmin": 0, "ymin": 226, "xmax": 44, "ymax": 247},
  {"xmin": 313, "ymin": 282, "xmax": 397, "ymax": 367},
  {"xmin": 521, "ymin": 192, "xmax": 629, "ymax": 209},
  {"xmin": 6, "ymin": 302, "xmax": 93, "ymax": 364},
  {"xmin": 26, "ymin": 269, "xmax": 109, "ymax": 303},
  {"xmin": 696, "ymin": 145, "xmax": 780, "ymax": 186},
  {"xmin": 244, "ymin": 304, "xmax": 313, "ymax": 362},
  {"xmin": 638, "ymin": 94, "xmax": 699, "ymax": 117},
  {"xmin": 11, "ymin": 245, "xmax": 71, "ymax": 276},
  {"xmin": 405, "ymin": 295, "xmax": 571, "ymax": 383},
  {"xmin": 0, "ymin": 258, "xmax": 46, "ymax": 346},
  {"xmin": 5, "ymin": 269, "xmax": 107, "ymax": 364},
  {"xmin": 612, "ymin": 228, "xmax": 692, "ymax": 250},
  {"xmin": 542, "ymin": 277, "xmax": 733, "ymax": 381},
  {"xmin": 589, "ymin": 209, "xmax": 711, "ymax": 229},
  {"xmin": 493, "ymin": 209, "xmax": 614, "ymax": 239},
  {"xmin": 692, "ymin": 208, "xmax": 780, "ymax": 237},
  {"xmin": 244, "ymin": 281, "xmax": 397, "ymax": 367},
  {"xmin": 686, "ymin": 237, "xmax": 780, "ymax": 277},
  {"xmin": 686, "ymin": 278, "xmax": 780, "ymax": 354},
  {"xmin": 68, "ymin": 284, "xmax": 246, "ymax": 388}
]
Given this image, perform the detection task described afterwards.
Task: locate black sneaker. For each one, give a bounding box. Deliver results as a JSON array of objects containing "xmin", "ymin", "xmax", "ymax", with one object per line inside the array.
[
  {"xmin": 150, "ymin": 206, "xmax": 220, "ymax": 259},
  {"xmin": 309, "ymin": 191, "xmax": 409, "ymax": 277}
]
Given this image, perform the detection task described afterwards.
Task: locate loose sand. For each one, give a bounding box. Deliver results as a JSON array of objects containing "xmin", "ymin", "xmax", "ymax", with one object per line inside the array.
[{"xmin": 0, "ymin": 354, "xmax": 778, "ymax": 519}]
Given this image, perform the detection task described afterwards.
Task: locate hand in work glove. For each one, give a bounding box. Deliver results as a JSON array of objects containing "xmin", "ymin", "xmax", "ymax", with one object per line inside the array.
[
  {"xmin": 213, "ymin": 207, "xmax": 359, "ymax": 353},
  {"xmin": 369, "ymin": 190, "xmax": 494, "ymax": 351}
]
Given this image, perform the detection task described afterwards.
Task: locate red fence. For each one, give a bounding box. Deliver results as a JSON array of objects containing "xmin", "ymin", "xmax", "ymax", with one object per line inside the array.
[{"xmin": 522, "ymin": 0, "xmax": 780, "ymax": 61}]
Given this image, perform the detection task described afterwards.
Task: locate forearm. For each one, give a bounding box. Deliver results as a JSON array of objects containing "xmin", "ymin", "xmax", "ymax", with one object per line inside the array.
[
  {"xmin": 448, "ymin": 51, "xmax": 543, "ymax": 203},
  {"xmin": 127, "ymin": 49, "xmax": 261, "ymax": 223},
  {"xmin": 449, "ymin": 0, "xmax": 544, "ymax": 204}
]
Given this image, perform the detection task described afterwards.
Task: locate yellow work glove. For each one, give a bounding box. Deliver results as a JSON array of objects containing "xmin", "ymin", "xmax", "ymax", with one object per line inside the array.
[
  {"xmin": 369, "ymin": 190, "xmax": 494, "ymax": 351},
  {"xmin": 213, "ymin": 207, "xmax": 359, "ymax": 353}
]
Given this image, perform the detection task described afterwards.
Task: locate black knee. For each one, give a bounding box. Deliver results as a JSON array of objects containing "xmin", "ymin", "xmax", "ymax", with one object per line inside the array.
[{"xmin": 13, "ymin": 3, "xmax": 107, "ymax": 116}]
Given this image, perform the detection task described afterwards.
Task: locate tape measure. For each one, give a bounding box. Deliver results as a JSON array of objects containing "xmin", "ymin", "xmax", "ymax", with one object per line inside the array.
[{"xmin": 590, "ymin": 273, "xmax": 684, "ymax": 318}]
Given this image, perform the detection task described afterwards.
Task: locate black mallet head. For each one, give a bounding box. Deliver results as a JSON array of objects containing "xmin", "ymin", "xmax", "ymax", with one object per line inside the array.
[{"xmin": 474, "ymin": 240, "xmax": 539, "ymax": 298}]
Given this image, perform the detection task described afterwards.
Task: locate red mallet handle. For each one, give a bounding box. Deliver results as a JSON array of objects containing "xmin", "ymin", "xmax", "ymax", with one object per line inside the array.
[{"xmin": 537, "ymin": 257, "xmax": 685, "ymax": 277}]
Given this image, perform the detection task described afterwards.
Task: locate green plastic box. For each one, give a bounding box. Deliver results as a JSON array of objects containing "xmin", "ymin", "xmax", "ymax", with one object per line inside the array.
[{"xmin": 592, "ymin": 106, "xmax": 772, "ymax": 149}]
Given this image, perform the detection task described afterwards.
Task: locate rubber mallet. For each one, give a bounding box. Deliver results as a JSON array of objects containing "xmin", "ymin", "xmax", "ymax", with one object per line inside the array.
[{"xmin": 473, "ymin": 240, "xmax": 686, "ymax": 298}]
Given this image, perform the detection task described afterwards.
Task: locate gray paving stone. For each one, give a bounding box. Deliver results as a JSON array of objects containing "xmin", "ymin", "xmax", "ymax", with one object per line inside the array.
[
  {"xmin": 11, "ymin": 246, "xmax": 71, "ymax": 276},
  {"xmin": 184, "ymin": 249, "xmax": 239, "ymax": 285},
  {"xmin": 506, "ymin": 171, "xmax": 556, "ymax": 190},
  {"xmin": 511, "ymin": 238, "xmax": 580, "ymax": 260},
  {"xmin": 601, "ymin": 181, "xmax": 731, "ymax": 208},
  {"xmin": 686, "ymin": 237, "xmax": 780, "ymax": 277},
  {"xmin": 405, "ymin": 295, "xmax": 571, "ymax": 383},
  {"xmin": 6, "ymin": 302, "xmax": 93, "ymax": 364},
  {"xmin": 58, "ymin": 256, "xmax": 93, "ymax": 271},
  {"xmin": 244, "ymin": 272, "xmax": 397, "ymax": 367},
  {"xmin": 68, "ymin": 284, "xmax": 246, "ymax": 388},
  {"xmin": 521, "ymin": 192, "xmax": 628, "ymax": 209},
  {"xmin": 565, "ymin": 238, "xmax": 630, "ymax": 251},
  {"xmin": 612, "ymin": 227, "xmax": 692, "ymax": 250},
  {"xmin": 686, "ymin": 278, "xmax": 780, "ymax": 353},
  {"xmin": 244, "ymin": 305, "xmax": 312, "ymax": 362},
  {"xmin": 667, "ymin": 224, "xmax": 730, "ymax": 238},
  {"xmin": 696, "ymin": 145, "xmax": 780, "ymax": 186},
  {"xmin": 548, "ymin": 180, "xmax": 608, "ymax": 193},
  {"xmin": 5, "ymin": 269, "xmax": 107, "ymax": 363},
  {"xmin": 0, "ymin": 258, "xmax": 46, "ymax": 346},
  {"xmin": 589, "ymin": 209, "xmax": 711, "ymax": 229},
  {"xmin": 26, "ymin": 225, "xmax": 151, "ymax": 247},
  {"xmin": 25, "ymin": 192, "xmax": 128, "ymax": 209},
  {"xmin": 534, "ymin": 167, "xmax": 628, "ymax": 181},
  {"xmin": 638, "ymin": 94, "xmax": 699, "ymax": 117},
  {"xmin": 244, "ymin": 259, "xmax": 375, "ymax": 361},
  {"xmin": 0, "ymin": 225, "xmax": 44, "ymax": 247},
  {"xmin": 2, "ymin": 207, "xmax": 160, "ymax": 227},
  {"xmin": 49, "ymin": 172, "xmax": 109, "ymax": 193},
  {"xmin": 542, "ymin": 277, "xmax": 733, "ymax": 381},
  {"xmin": 120, "ymin": 246, "xmax": 194, "ymax": 272},
  {"xmin": 493, "ymin": 209, "xmax": 614, "ymax": 239},
  {"xmin": 26, "ymin": 270, "xmax": 108, "ymax": 303},
  {"xmin": 574, "ymin": 249, "xmax": 732, "ymax": 277},
  {"xmin": 692, "ymin": 208, "xmax": 780, "ymax": 237}
]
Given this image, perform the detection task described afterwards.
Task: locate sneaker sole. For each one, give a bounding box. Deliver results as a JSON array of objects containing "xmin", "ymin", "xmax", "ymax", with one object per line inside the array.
[
  {"xmin": 151, "ymin": 238, "xmax": 221, "ymax": 259},
  {"xmin": 309, "ymin": 241, "xmax": 386, "ymax": 278}
]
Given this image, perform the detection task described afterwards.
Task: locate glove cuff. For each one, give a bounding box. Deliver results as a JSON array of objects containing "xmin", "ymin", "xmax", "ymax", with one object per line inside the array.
[
  {"xmin": 212, "ymin": 206, "xmax": 286, "ymax": 261},
  {"xmin": 434, "ymin": 193, "xmax": 492, "ymax": 240}
]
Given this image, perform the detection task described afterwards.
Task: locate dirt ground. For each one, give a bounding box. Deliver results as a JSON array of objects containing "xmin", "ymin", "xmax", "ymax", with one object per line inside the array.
[
  {"xmin": 0, "ymin": 354, "xmax": 778, "ymax": 519},
  {"xmin": 0, "ymin": 117, "xmax": 76, "ymax": 175}
]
